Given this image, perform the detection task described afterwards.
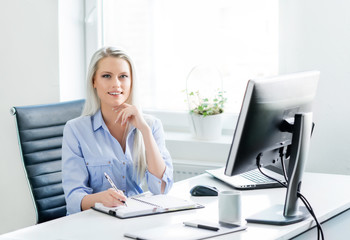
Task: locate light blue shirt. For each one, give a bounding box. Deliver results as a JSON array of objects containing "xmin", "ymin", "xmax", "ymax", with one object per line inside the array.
[{"xmin": 62, "ymin": 110, "xmax": 173, "ymax": 215}]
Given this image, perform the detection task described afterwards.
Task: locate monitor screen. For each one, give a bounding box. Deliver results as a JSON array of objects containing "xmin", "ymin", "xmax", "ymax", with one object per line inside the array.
[{"xmin": 224, "ymin": 71, "xmax": 319, "ymax": 177}]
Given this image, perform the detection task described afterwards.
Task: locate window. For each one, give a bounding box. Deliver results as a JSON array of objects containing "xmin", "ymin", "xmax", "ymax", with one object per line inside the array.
[{"xmin": 101, "ymin": 0, "xmax": 278, "ymax": 113}]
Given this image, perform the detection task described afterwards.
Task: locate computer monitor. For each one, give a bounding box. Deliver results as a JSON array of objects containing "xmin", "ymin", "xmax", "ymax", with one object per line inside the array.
[{"xmin": 224, "ymin": 71, "xmax": 319, "ymax": 225}]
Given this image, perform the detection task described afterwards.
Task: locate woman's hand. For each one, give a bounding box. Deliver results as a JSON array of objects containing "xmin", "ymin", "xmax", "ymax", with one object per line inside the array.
[
  {"xmin": 81, "ymin": 188, "xmax": 127, "ymax": 210},
  {"xmin": 101, "ymin": 188, "xmax": 127, "ymax": 207},
  {"xmin": 113, "ymin": 103, "xmax": 149, "ymax": 132},
  {"xmin": 98, "ymin": 188, "xmax": 127, "ymax": 207}
]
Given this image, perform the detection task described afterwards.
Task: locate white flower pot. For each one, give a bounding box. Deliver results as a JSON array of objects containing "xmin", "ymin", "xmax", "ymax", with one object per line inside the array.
[{"xmin": 189, "ymin": 113, "xmax": 223, "ymax": 140}]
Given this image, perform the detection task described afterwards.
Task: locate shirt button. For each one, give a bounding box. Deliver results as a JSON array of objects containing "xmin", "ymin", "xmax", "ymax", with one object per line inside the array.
[
  {"xmin": 123, "ymin": 162, "xmax": 125, "ymax": 165},
  {"xmin": 123, "ymin": 190, "xmax": 126, "ymax": 193},
  {"xmin": 123, "ymin": 176, "xmax": 125, "ymax": 179},
  {"xmin": 108, "ymin": 161, "xmax": 111, "ymax": 164},
  {"xmin": 86, "ymin": 162, "xmax": 89, "ymax": 165}
]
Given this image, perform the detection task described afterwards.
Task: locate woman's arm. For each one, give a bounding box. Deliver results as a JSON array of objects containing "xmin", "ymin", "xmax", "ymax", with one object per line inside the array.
[
  {"xmin": 114, "ymin": 104, "xmax": 172, "ymax": 193},
  {"xmin": 62, "ymin": 119, "xmax": 127, "ymax": 213},
  {"xmin": 139, "ymin": 125, "xmax": 167, "ymax": 192}
]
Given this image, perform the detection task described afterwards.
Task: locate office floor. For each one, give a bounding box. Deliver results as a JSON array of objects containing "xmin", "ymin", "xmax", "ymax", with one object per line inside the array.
[{"xmin": 292, "ymin": 209, "xmax": 350, "ymax": 240}]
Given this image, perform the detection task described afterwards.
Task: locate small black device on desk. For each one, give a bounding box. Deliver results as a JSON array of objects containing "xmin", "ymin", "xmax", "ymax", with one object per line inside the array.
[{"xmin": 190, "ymin": 185, "xmax": 219, "ymax": 196}]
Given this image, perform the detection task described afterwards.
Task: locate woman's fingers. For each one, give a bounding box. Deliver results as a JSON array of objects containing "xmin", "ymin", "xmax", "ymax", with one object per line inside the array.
[
  {"xmin": 105, "ymin": 188, "xmax": 127, "ymax": 206},
  {"xmin": 113, "ymin": 104, "xmax": 134, "ymax": 125},
  {"xmin": 114, "ymin": 109, "xmax": 130, "ymax": 126},
  {"xmin": 108, "ymin": 188, "xmax": 126, "ymax": 200},
  {"xmin": 121, "ymin": 111, "xmax": 132, "ymax": 126},
  {"xmin": 115, "ymin": 190, "xmax": 127, "ymax": 202},
  {"xmin": 112, "ymin": 103, "xmax": 147, "ymax": 130},
  {"xmin": 114, "ymin": 110, "xmax": 122, "ymax": 124},
  {"xmin": 112, "ymin": 103, "xmax": 130, "ymax": 112},
  {"xmin": 113, "ymin": 104, "xmax": 128, "ymax": 124},
  {"xmin": 114, "ymin": 108, "xmax": 126, "ymax": 124}
]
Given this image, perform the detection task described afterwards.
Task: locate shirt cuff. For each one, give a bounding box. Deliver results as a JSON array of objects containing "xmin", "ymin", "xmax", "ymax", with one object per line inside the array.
[
  {"xmin": 146, "ymin": 166, "xmax": 173, "ymax": 195},
  {"xmin": 66, "ymin": 191, "xmax": 87, "ymax": 215}
]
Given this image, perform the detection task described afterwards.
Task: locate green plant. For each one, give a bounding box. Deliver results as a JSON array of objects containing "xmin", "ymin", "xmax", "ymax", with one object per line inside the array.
[{"xmin": 187, "ymin": 89, "xmax": 227, "ymax": 117}]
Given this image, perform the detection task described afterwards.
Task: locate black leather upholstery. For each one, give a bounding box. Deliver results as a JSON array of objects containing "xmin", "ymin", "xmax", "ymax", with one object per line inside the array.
[{"xmin": 11, "ymin": 99, "xmax": 85, "ymax": 223}]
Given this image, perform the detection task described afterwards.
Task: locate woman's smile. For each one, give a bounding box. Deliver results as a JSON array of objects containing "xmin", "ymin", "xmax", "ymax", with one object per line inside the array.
[{"xmin": 108, "ymin": 91, "xmax": 123, "ymax": 96}]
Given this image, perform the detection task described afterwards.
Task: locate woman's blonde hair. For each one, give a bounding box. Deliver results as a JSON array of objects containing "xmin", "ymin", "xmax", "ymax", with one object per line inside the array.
[{"xmin": 82, "ymin": 46, "xmax": 147, "ymax": 180}]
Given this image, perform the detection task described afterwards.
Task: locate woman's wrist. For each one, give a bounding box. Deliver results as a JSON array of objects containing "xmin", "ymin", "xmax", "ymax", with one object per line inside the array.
[
  {"xmin": 81, "ymin": 192, "xmax": 104, "ymax": 211},
  {"xmin": 81, "ymin": 194, "xmax": 94, "ymax": 211},
  {"xmin": 139, "ymin": 123, "xmax": 152, "ymax": 136}
]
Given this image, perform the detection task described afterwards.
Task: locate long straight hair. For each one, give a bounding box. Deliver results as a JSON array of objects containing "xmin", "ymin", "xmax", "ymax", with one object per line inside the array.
[{"xmin": 82, "ymin": 46, "xmax": 147, "ymax": 180}]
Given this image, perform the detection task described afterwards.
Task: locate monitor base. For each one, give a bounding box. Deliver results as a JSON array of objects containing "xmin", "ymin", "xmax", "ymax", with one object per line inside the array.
[{"xmin": 246, "ymin": 204, "xmax": 309, "ymax": 225}]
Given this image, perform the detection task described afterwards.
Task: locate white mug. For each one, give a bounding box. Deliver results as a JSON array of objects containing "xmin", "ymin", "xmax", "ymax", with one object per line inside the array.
[{"xmin": 218, "ymin": 190, "xmax": 242, "ymax": 224}]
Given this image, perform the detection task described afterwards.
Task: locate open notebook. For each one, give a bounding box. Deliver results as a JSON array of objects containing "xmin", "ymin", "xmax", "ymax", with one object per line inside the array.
[{"xmin": 92, "ymin": 194, "xmax": 203, "ymax": 219}]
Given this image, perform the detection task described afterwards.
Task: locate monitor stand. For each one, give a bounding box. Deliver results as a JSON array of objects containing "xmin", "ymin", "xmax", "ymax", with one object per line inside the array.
[{"xmin": 246, "ymin": 113, "xmax": 312, "ymax": 225}]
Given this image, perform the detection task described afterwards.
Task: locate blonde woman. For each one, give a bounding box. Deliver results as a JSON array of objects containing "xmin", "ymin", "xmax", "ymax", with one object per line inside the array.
[{"xmin": 62, "ymin": 46, "xmax": 173, "ymax": 215}]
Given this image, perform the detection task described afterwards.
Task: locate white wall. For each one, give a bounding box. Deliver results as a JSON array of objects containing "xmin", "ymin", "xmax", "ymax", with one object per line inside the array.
[
  {"xmin": 279, "ymin": 1, "xmax": 350, "ymax": 174},
  {"xmin": 0, "ymin": 0, "xmax": 85, "ymax": 234},
  {"xmin": 0, "ymin": 0, "xmax": 59, "ymax": 234}
]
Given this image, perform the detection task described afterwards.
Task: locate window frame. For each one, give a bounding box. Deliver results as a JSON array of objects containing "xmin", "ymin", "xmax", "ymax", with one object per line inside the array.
[{"xmin": 84, "ymin": 0, "xmax": 244, "ymax": 134}]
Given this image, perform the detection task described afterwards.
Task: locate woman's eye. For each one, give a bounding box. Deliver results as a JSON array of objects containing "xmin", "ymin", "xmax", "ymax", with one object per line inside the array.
[
  {"xmin": 120, "ymin": 74, "xmax": 129, "ymax": 79},
  {"xmin": 102, "ymin": 74, "xmax": 111, "ymax": 78}
]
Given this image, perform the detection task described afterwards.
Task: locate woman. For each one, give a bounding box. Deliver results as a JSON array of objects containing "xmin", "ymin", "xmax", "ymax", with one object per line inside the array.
[{"xmin": 62, "ymin": 46, "xmax": 173, "ymax": 215}]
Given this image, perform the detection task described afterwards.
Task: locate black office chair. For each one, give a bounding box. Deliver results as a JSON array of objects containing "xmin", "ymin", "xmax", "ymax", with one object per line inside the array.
[{"xmin": 11, "ymin": 99, "xmax": 85, "ymax": 223}]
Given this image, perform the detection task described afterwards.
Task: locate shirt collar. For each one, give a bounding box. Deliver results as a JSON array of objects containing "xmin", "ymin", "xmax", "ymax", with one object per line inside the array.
[{"xmin": 92, "ymin": 109, "xmax": 105, "ymax": 132}]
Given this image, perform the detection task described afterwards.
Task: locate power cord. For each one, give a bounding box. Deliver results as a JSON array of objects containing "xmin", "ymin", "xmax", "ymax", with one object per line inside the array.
[{"xmin": 256, "ymin": 150, "xmax": 324, "ymax": 240}]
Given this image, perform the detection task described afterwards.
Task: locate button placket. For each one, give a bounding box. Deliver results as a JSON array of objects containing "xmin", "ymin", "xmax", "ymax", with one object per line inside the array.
[{"xmin": 120, "ymin": 156, "xmax": 127, "ymax": 193}]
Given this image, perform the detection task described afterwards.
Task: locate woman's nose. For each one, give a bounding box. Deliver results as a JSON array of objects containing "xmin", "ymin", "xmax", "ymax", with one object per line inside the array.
[{"xmin": 114, "ymin": 77, "xmax": 121, "ymax": 87}]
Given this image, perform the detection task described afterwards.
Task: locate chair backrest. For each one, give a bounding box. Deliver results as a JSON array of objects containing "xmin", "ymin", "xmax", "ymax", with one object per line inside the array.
[{"xmin": 11, "ymin": 99, "xmax": 85, "ymax": 223}]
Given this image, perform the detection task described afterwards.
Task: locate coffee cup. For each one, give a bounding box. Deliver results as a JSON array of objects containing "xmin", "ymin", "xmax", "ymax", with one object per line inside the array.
[{"xmin": 218, "ymin": 190, "xmax": 242, "ymax": 224}]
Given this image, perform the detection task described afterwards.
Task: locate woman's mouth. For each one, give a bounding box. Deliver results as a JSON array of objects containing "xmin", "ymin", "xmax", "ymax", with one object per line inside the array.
[{"xmin": 108, "ymin": 91, "xmax": 122, "ymax": 96}]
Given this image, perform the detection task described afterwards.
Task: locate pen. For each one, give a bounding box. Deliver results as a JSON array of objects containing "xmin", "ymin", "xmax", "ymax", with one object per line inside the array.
[
  {"xmin": 104, "ymin": 172, "xmax": 127, "ymax": 206},
  {"xmin": 183, "ymin": 222, "xmax": 219, "ymax": 231},
  {"xmin": 124, "ymin": 233, "xmax": 146, "ymax": 240}
]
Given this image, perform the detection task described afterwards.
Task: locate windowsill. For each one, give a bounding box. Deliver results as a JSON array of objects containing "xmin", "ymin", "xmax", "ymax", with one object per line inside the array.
[
  {"xmin": 144, "ymin": 109, "xmax": 237, "ymax": 164},
  {"xmin": 165, "ymin": 131, "xmax": 232, "ymax": 144},
  {"xmin": 164, "ymin": 130, "xmax": 232, "ymax": 164},
  {"xmin": 144, "ymin": 109, "xmax": 238, "ymax": 133}
]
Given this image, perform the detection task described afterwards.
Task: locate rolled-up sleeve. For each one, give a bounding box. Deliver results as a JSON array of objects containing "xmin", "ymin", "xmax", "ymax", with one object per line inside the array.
[
  {"xmin": 146, "ymin": 118, "xmax": 173, "ymax": 194},
  {"xmin": 62, "ymin": 121, "xmax": 92, "ymax": 215}
]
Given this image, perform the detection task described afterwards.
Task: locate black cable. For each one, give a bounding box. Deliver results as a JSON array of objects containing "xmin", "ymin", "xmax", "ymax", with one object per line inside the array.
[
  {"xmin": 279, "ymin": 147, "xmax": 288, "ymax": 183},
  {"xmin": 298, "ymin": 192, "xmax": 324, "ymax": 240},
  {"xmin": 256, "ymin": 151, "xmax": 324, "ymax": 240},
  {"xmin": 256, "ymin": 153, "xmax": 286, "ymax": 188},
  {"xmin": 280, "ymin": 150, "xmax": 324, "ymax": 240}
]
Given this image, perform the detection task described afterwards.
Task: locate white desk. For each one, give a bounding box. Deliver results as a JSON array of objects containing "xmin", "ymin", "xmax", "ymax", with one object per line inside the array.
[{"xmin": 1, "ymin": 172, "xmax": 349, "ymax": 240}]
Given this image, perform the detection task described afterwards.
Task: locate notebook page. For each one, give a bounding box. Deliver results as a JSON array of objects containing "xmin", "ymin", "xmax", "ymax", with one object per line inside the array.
[
  {"xmin": 94, "ymin": 195, "xmax": 198, "ymax": 218},
  {"xmin": 131, "ymin": 195, "xmax": 197, "ymax": 210},
  {"xmin": 95, "ymin": 199, "xmax": 161, "ymax": 218}
]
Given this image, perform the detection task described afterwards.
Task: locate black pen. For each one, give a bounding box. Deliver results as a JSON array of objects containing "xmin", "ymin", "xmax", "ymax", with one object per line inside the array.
[
  {"xmin": 104, "ymin": 172, "xmax": 127, "ymax": 206},
  {"xmin": 183, "ymin": 222, "xmax": 219, "ymax": 231}
]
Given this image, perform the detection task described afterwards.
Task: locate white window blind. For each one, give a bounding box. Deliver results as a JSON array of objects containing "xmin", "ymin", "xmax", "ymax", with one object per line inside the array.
[{"xmin": 102, "ymin": 0, "xmax": 278, "ymax": 113}]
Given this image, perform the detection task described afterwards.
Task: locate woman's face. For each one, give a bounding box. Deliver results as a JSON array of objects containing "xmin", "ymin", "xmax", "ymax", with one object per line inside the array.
[{"xmin": 93, "ymin": 56, "xmax": 132, "ymax": 110}]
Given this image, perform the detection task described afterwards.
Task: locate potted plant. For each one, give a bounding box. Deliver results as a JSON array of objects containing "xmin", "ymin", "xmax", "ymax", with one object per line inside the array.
[
  {"xmin": 185, "ymin": 65, "xmax": 226, "ymax": 140},
  {"xmin": 188, "ymin": 90, "xmax": 226, "ymax": 116},
  {"xmin": 186, "ymin": 89, "xmax": 227, "ymax": 140}
]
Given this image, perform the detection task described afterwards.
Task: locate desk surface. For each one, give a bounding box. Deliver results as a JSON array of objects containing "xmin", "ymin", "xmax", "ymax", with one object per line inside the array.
[{"xmin": 1, "ymin": 172, "xmax": 350, "ymax": 240}]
